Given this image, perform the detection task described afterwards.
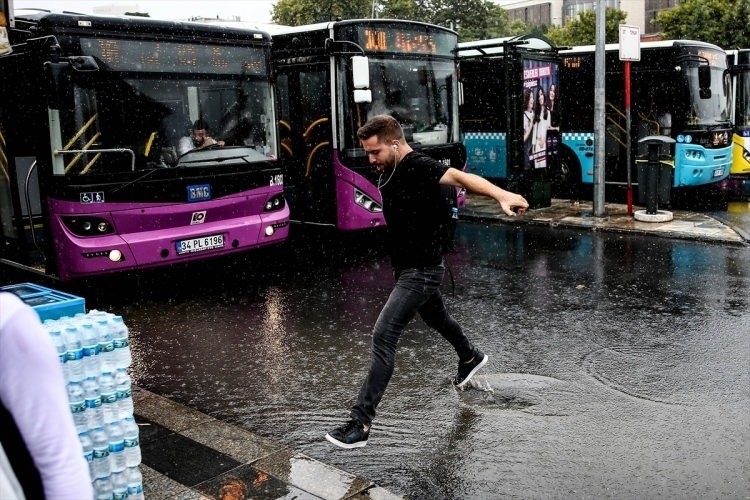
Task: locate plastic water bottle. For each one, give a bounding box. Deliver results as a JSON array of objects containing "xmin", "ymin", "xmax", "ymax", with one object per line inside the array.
[
  {"xmin": 107, "ymin": 420, "xmax": 126, "ymax": 473},
  {"xmin": 67, "ymin": 379, "xmax": 87, "ymax": 433},
  {"xmin": 90, "ymin": 426, "xmax": 111, "ymax": 480},
  {"xmin": 98, "ymin": 371, "xmax": 118, "ymax": 424},
  {"xmin": 48, "ymin": 327, "xmax": 68, "ymax": 377},
  {"xmin": 79, "ymin": 431, "xmax": 94, "ymax": 479},
  {"xmin": 111, "ymin": 468, "xmax": 128, "ymax": 500},
  {"xmin": 83, "ymin": 376, "xmax": 104, "ymax": 431},
  {"xmin": 96, "ymin": 318, "xmax": 115, "ymax": 373},
  {"xmin": 111, "ymin": 315, "xmax": 132, "ymax": 369},
  {"xmin": 64, "ymin": 325, "xmax": 85, "ymax": 382},
  {"xmin": 122, "ymin": 416, "xmax": 141, "ymax": 467},
  {"xmin": 80, "ymin": 321, "xmax": 100, "ymax": 379},
  {"xmin": 127, "ymin": 466, "xmax": 145, "ymax": 500},
  {"xmin": 93, "ymin": 476, "xmax": 113, "ymax": 500},
  {"xmin": 115, "ymin": 368, "xmax": 134, "ymax": 420}
]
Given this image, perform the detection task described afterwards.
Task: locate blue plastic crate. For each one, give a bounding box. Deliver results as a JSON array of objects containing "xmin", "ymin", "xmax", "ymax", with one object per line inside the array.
[{"xmin": 1, "ymin": 282, "xmax": 85, "ymax": 321}]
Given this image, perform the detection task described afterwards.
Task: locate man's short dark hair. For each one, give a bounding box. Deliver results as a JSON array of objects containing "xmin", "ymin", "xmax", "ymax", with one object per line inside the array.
[
  {"xmin": 193, "ymin": 119, "xmax": 210, "ymax": 131},
  {"xmin": 357, "ymin": 114, "xmax": 404, "ymax": 143}
]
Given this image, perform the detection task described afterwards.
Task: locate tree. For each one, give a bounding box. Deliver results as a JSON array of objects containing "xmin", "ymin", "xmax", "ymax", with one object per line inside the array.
[
  {"xmin": 546, "ymin": 8, "xmax": 627, "ymax": 46},
  {"xmin": 273, "ymin": 0, "xmax": 526, "ymax": 41},
  {"xmin": 656, "ymin": 0, "xmax": 750, "ymax": 49},
  {"xmin": 272, "ymin": 0, "xmax": 370, "ymax": 25}
]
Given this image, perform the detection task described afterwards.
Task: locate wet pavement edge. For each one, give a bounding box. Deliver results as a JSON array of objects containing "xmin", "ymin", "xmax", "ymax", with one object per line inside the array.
[
  {"xmin": 460, "ymin": 196, "xmax": 749, "ymax": 246},
  {"xmin": 133, "ymin": 387, "xmax": 404, "ymax": 500}
]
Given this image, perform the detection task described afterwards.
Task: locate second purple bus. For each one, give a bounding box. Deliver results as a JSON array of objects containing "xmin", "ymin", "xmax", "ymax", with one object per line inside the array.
[{"xmin": 270, "ymin": 19, "xmax": 466, "ymax": 231}]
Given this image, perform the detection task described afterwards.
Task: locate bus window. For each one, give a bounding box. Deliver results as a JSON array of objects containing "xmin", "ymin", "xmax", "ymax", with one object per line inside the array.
[
  {"xmin": 344, "ymin": 58, "xmax": 453, "ymax": 149},
  {"xmin": 684, "ymin": 65, "xmax": 731, "ymax": 124}
]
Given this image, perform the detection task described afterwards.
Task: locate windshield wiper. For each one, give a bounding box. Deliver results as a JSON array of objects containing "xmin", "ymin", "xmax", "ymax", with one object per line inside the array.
[
  {"xmin": 110, "ymin": 168, "xmax": 162, "ymax": 193},
  {"xmin": 177, "ymin": 154, "xmax": 253, "ymax": 166}
]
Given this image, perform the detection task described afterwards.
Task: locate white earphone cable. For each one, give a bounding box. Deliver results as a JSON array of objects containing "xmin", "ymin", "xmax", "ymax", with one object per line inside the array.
[{"xmin": 377, "ymin": 145, "xmax": 400, "ymax": 190}]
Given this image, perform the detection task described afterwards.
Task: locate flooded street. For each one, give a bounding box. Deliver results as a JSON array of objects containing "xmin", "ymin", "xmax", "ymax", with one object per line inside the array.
[{"xmin": 79, "ymin": 222, "xmax": 749, "ymax": 499}]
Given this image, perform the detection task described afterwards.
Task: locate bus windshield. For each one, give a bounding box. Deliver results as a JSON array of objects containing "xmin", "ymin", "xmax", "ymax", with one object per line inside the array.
[
  {"xmin": 684, "ymin": 65, "xmax": 732, "ymax": 126},
  {"xmin": 736, "ymin": 68, "xmax": 750, "ymax": 127},
  {"xmin": 344, "ymin": 57, "xmax": 454, "ymax": 149},
  {"xmin": 57, "ymin": 43, "xmax": 276, "ymax": 176}
]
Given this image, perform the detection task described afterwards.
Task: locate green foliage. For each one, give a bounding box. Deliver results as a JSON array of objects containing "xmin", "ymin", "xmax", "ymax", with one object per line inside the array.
[
  {"xmin": 272, "ymin": 0, "xmax": 529, "ymax": 41},
  {"xmin": 546, "ymin": 8, "xmax": 627, "ymax": 46},
  {"xmin": 272, "ymin": 0, "xmax": 371, "ymax": 25},
  {"xmin": 656, "ymin": 0, "xmax": 750, "ymax": 49}
]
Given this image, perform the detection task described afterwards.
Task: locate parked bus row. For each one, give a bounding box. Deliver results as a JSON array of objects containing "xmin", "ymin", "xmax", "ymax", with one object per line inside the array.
[
  {"xmin": 0, "ymin": 2, "xmax": 741, "ymax": 282},
  {"xmin": 0, "ymin": 7, "xmax": 466, "ymax": 281}
]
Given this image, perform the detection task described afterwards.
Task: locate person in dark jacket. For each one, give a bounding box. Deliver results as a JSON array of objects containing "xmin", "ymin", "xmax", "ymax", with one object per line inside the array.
[{"xmin": 326, "ymin": 115, "xmax": 529, "ymax": 448}]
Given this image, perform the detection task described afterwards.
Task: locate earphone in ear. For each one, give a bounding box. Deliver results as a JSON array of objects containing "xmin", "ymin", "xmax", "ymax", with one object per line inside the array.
[{"xmin": 393, "ymin": 145, "xmax": 398, "ymax": 151}]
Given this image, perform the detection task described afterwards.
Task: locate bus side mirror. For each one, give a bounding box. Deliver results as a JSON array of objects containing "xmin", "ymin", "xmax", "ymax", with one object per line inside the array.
[
  {"xmin": 69, "ymin": 55, "xmax": 99, "ymax": 72},
  {"xmin": 698, "ymin": 65, "xmax": 711, "ymax": 99},
  {"xmin": 352, "ymin": 55, "xmax": 369, "ymax": 89},
  {"xmin": 352, "ymin": 55, "xmax": 371, "ymax": 103},
  {"xmin": 354, "ymin": 89, "xmax": 372, "ymax": 103},
  {"xmin": 44, "ymin": 61, "xmax": 75, "ymax": 110}
]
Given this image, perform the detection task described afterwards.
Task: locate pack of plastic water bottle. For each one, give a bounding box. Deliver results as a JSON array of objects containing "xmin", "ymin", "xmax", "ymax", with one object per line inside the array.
[{"xmin": 43, "ymin": 310, "xmax": 144, "ymax": 500}]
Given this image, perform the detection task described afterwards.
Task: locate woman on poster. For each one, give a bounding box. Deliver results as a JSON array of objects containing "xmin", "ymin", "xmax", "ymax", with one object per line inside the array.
[
  {"xmin": 523, "ymin": 88, "xmax": 536, "ymax": 169},
  {"xmin": 533, "ymin": 86, "xmax": 550, "ymax": 168}
]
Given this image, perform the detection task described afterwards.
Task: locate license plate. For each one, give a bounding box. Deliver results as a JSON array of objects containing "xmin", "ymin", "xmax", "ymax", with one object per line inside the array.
[
  {"xmin": 713, "ymin": 168, "xmax": 724, "ymax": 178},
  {"xmin": 175, "ymin": 234, "xmax": 224, "ymax": 255}
]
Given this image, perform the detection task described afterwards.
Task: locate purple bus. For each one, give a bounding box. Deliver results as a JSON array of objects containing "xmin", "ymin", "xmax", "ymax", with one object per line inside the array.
[
  {"xmin": 271, "ymin": 19, "xmax": 466, "ymax": 231},
  {"xmin": 0, "ymin": 10, "xmax": 289, "ymax": 280}
]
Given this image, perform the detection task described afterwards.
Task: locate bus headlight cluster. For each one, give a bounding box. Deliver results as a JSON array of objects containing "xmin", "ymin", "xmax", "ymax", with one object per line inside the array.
[
  {"xmin": 263, "ymin": 194, "xmax": 286, "ymax": 212},
  {"xmin": 685, "ymin": 150, "xmax": 704, "ymax": 160},
  {"xmin": 676, "ymin": 134, "xmax": 693, "ymax": 143},
  {"xmin": 354, "ymin": 190, "xmax": 383, "ymax": 213},
  {"xmin": 61, "ymin": 216, "xmax": 115, "ymax": 236}
]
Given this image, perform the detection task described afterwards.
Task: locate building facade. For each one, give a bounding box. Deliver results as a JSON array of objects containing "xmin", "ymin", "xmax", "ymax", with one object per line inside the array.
[{"xmin": 500, "ymin": 0, "xmax": 678, "ymax": 35}]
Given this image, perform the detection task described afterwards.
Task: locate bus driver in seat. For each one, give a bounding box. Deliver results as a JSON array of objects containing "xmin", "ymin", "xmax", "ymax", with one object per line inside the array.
[{"xmin": 177, "ymin": 119, "xmax": 224, "ymax": 155}]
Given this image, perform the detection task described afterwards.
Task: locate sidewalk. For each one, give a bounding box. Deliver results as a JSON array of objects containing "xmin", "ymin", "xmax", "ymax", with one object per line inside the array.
[
  {"xmin": 460, "ymin": 195, "xmax": 748, "ymax": 246},
  {"xmin": 133, "ymin": 387, "xmax": 403, "ymax": 500}
]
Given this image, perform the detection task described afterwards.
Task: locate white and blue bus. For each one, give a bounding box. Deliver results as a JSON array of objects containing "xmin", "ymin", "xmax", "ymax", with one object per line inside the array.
[{"xmin": 558, "ymin": 40, "xmax": 732, "ymax": 202}]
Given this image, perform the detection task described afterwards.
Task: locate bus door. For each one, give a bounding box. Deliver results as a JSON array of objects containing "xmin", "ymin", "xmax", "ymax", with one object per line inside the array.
[
  {"xmin": 0, "ymin": 49, "xmax": 48, "ymax": 271},
  {"xmin": 460, "ymin": 59, "xmax": 509, "ymax": 180},
  {"xmin": 275, "ymin": 63, "xmax": 334, "ymax": 225}
]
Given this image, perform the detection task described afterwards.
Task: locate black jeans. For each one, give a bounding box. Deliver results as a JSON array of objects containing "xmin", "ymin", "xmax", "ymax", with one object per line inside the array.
[{"xmin": 350, "ymin": 265, "xmax": 476, "ymax": 425}]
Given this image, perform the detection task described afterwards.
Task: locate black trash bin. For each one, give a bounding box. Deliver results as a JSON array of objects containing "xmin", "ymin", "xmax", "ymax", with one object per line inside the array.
[{"xmin": 636, "ymin": 135, "xmax": 675, "ymax": 214}]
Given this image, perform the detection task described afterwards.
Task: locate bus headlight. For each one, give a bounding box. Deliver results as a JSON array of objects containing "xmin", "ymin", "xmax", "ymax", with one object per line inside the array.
[
  {"xmin": 354, "ymin": 190, "xmax": 383, "ymax": 213},
  {"xmin": 62, "ymin": 216, "xmax": 115, "ymax": 236},
  {"xmin": 108, "ymin": 249, "xmax": 123, "ymax": 262},
  {"xmin": 263, "ymin": 194, "xmax": 286, "ymax": 212}
]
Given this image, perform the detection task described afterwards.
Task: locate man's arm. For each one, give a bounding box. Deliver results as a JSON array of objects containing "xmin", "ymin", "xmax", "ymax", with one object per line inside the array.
[{"xmin": 440, "ymin": 167, "xmax": 529, "ymax": 216}]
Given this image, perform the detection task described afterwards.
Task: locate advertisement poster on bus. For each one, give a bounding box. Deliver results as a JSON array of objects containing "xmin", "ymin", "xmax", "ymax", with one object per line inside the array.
[
  {"xmin": 0, "ymin": 0, "xmax": 11, "ymax": 55},
  {"xmin": 523, "ymin": 59, "xmax": 559, "ymax": 169}
]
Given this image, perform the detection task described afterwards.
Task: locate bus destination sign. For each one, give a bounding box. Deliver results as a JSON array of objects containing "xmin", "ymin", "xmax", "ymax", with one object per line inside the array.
[
  {"xmin": 357, "ymin": 27, "xmax": 454, "ymax": 56},
  {"xmin": 80, "ymin": 38, "xmax": 266, "ymax": 75}
]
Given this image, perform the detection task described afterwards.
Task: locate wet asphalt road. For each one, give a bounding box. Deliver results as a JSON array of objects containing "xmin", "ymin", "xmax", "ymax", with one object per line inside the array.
[{"xmin": 69, "ymin": 221, "xmax": 749, "ymax": 499}]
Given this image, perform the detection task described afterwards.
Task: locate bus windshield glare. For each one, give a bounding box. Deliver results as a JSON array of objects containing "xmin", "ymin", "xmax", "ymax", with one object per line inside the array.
[
  {"xmin": 736, "ymin": 68, "xmax": 750, "ymax": 127},
  {"xmin": 684, "ymin": 64, "xmax": 732, "ymax": 125},
  {"xmin": 344, "ymin": 58, "xmax": 454, "ymax": 149},
  {"xmin": 56, "ymin": 38, "xmax": 277, "ymax": 175}
]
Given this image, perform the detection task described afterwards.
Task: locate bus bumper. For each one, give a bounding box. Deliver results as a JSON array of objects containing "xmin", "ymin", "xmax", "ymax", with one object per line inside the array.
[{"xmin": 673, "ymin": 143, "xmax": 731, "ymax": 187}]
